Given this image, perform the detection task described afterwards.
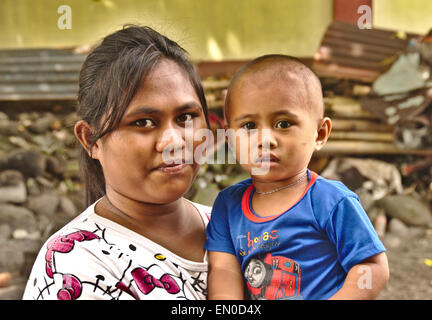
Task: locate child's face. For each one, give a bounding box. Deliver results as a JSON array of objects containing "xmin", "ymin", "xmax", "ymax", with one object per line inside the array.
[
  {"xmin": 227, "ymin": 73, "xmax": 327, "ymax": 182},
  {"xmin": 91, "ymin": 59, "xmax": 207, "ymax": 204}
]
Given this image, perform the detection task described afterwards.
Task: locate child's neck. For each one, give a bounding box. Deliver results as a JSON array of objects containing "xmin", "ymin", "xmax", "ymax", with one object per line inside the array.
[{"xmin": 251, "ymin": 170, "xmax": 309, "ymax": 217}]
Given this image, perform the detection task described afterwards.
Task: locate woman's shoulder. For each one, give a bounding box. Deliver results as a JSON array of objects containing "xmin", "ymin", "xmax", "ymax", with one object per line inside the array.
[{"xmin": 186, "ymin": 199, "xmax": 212, "ymax": 222}]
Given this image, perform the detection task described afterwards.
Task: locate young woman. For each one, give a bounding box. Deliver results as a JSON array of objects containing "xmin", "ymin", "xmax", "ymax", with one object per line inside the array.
[{"xmin": 23, "ymin": 25, "xmax": 211, "ymax": 300}]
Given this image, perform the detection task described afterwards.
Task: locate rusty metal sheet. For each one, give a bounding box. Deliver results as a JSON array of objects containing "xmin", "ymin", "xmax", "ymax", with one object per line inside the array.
[{"xmin": 0, "ymin": 48, "xmax": 86, "ymax": 102}]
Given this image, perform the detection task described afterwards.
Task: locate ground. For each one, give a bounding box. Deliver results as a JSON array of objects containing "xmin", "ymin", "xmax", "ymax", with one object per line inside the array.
[
  {"xmin": 378, "ymin": 230, "xmax": 432, "ymax": 300},
  {"xmin": 1, "ymin": 231, "xmax": 431, "ymax": 300}
]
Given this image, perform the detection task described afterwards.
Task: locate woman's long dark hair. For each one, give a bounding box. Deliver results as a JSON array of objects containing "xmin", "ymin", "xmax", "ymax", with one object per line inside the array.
[{"xmin": 77, "ymin": 25, "xmax": 209, "ymax": 206}]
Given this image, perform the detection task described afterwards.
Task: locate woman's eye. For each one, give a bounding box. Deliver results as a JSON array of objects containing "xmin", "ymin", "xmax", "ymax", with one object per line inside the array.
[
  {"xmin": 241, "ymin": 122, "xmax": 256, "ymax": 131},
  {"xmin": 177, "ymin": 113, "xmax": 194, "ymax": 123},
  {"xmin": 275, "ymin": 120, "xmax": 291, "ymax": 129},
  {"xmin": 133, "ymin": 119, "xmax": 154, "ymax": 127}
]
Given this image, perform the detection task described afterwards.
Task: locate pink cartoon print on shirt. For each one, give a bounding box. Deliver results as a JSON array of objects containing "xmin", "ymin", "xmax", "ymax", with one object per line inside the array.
[
  {"xmin": 131, "ymin": 267, "xmax": 180, "ymax": 295},
  {"xmin": 44, "ymin": 230, "xmax": 99, "ymax": 300}
]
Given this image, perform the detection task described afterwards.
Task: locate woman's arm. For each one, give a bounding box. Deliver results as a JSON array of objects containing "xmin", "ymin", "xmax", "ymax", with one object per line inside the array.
[
  {"xmin": 329, "ymin": 252, "xmax": 390, "ymax": 300},
  {"xmin": 208, "ymin": 251, "xmax": 245, "ymax": 300}
]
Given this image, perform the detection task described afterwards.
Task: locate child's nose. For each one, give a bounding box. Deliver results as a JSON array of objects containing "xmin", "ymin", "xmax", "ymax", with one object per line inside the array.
[{"xmin": 258, "ymin": 129, "xmax": 278, "ymax": 149}]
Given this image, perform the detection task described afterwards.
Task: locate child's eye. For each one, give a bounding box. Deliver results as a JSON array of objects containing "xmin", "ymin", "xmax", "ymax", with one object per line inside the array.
[
  {"xmin": 275, "ymin": 120, "xmax": 291, "ymax": 129},
  {"xmin": 177, "ymin": 113, "xmax": 195, "ymax": 123},
  {"xmin": 133, "ymin": 119, "xmax": 155, "ymax": 128},
  {"xmin": 241, "ymin": 122, "xmax": 257, "ymax": 131}
]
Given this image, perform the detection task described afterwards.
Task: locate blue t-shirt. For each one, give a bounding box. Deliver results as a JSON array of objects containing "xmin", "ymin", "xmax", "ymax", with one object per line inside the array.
[{"xmin": 205, "ymin": 170, "xmax": 386, "ymax": 300}]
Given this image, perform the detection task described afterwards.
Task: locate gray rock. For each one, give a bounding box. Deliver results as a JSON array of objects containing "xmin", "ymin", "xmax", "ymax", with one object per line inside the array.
[
  {"xmin": 382, "ymin": 234, "xmax": 401, "ymax": 249},
  {"xmin": 192, "ymin": 182, "xmax": 220, "ymax": 207},
  {"xmin": 0, "ymin": 120, "xmax": 20, "ymax": 136},
  {"xmin": 0, "ymin": 204, "xmax": 36, "ymax": 232},
  {"xmin": 12, "ymin": 229, "xmax": 41, "ymax": 240},
  {"xmin": 0, "ymin": 224, "xmax": 11, "ymax": 240},
  {"xmin": 0, "ymin": 239, "xmax": 42, "ymax": 273},
  {"xmin": 377, "ymin": 195, "xmax": 432, "ymax": 227},
  {"xmin": 37, "ymin": 215, "xmax": 54, "ymax": 240},
  {"xmin": 356, "ymin": 189, "xmax": 375, "ymax": 212},
  {"xmin": 28, "ymin": 113, "xmax": 55, "ymax": 134},
  {"xmin": 218, "ymin": 171, "xmax": 250, "ymax": 189},
  {"xmin": 0, "ymin": 283, "xmax": 27, "ymax": 300},
  {"xmin": 0, "ymin": 112, "xmax": 8, "ymax": 121},
  {"xmin": 0, "ymin": 150, "xmax": 46, "ymax": 178},
  {"xmin": 388, "ymin": 218, "xmax": 410, "ymax": 237},
  {"xmin": 59, "ymin": 196, "xmax": 77, "ymax": 218},
  {"xmin": 26, "ymin": 193, "xmax": 60, "ymax": 218},
  {"xmin": 46, "ymin": 156, "xmax": 65, "ymax": 177},
  {"xmin": 26, "ymin": 178, "xmax": 41, "ymax": 196},
  {"xmin": 0, "ymin": 170, "xmax": 27, "ymax": 204},
  {"xmin": 366, "ymin": 206, "xmax": 380, "ymax": 222}
]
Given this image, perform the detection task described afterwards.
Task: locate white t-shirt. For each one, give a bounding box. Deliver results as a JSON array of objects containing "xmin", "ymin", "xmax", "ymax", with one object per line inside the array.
[{"xmin": 22, "ymin": 198, "xmax": 211, "ymax": 300}]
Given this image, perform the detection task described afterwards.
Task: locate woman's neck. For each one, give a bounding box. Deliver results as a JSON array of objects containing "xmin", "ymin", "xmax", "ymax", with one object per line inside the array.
[
  {"xmin": 95, "ymin": 189, "xmax": 189, "ymax": 236},
  {"xmin": 94, "ymin": 190, "xmax": 206, "ymax": 262}
]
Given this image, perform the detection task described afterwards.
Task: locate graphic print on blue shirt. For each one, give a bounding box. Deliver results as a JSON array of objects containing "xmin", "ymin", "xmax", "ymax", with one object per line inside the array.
[
  {"xmin": 205, "ymin": 169, "xmax": 386, "ymax": 300},
  {"xmin": 245, "ymin": 252, "xmax": 302, "ymax": 300}
]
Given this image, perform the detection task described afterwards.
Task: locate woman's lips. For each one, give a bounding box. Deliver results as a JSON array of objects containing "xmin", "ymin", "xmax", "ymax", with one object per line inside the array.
[{"xmin": 157, "ymin": 161, "xmax": 187, "ymax": 174}]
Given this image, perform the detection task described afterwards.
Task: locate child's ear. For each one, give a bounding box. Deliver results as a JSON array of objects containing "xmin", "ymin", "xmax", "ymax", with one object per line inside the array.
[
  {"xmin": 314, "ymin": 117, "xmax": 332, "ymax": 151},
  {"xmin": 74, "ymin": 120, "xmax": 101, "ymax": 159}
]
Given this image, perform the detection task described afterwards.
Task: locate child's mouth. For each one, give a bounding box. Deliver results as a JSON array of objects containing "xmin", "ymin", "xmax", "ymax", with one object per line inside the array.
[{"xmin": 254, "ymin": 154, "xmax": 280, "ymax": 167}]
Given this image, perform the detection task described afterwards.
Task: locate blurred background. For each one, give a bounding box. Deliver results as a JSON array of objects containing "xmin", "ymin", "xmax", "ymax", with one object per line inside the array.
[{"xmin": 0, "ymin": 0, "xmax": 431, "ymax": 299}]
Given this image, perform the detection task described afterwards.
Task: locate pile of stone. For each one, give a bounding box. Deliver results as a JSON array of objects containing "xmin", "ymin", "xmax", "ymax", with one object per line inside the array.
[
  {"xmin": 1, "ymin": 108, "xmax": 432, "ymax": 299},
  {"xmin": 0, "ymin": 110, "xmax": 85, "ymax": 298},
  {"xmin": 321, "ymin": 157, "xmax": 432, "ymax": 250}
]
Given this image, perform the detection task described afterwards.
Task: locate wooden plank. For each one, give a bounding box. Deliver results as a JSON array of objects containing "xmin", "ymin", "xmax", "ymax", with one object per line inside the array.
[
  {"xmin": 312, "ymin": 61, "xmax": 380, "ymax": 83},
  {"xmin": 318, "ymin": 140, "xmax": 432, "ymax": 155},
  {"xmin": 328, "ymin": 131, "xmax": 394, "ymax": 142},
  {"xmin": 202, "ymin": 79, "xmax": 230, "ymax": 90},
  {"xmin": 331, "ymin": 119, "xmax": 393, "ymax": 132},
  {"xmin": 0, "ymin": 83, "xmax": 78, "ymax": 94},
  {"xmin": 0, "ymin": 48, "xmax": 79, "ymax": 57},
  {"xmin": 325, "ymin": 29, "xmax": 407, "ymax": 50},
  {"xmin": 321, "ymin": 38, "xmax": 398, "ymax": 59},
  {"xmin": 0, "ymin": 73, "xmax": 79, "ymax": 83},
  {"xmin": 0, "ymin": 92, "xmax": 77, "ymax": 101},
  {"xmin": 320, "ymin": 53, "xmax": 383, "ymax": 70},
  {"xmin": 324, "ymin": 96, "xmax": 378, "ymax": 119},
  {"xmin": 0, "ymin": 63, "xmax": 83, "ymax": 73},
  {"xmin": 0, "ymin": 55, "xmax": 86, "ymax": 64}
]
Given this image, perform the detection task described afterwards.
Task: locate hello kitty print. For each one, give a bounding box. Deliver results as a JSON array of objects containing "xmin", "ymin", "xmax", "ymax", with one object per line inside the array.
[{"xmin": 22, "ymin": 200, "xmax": 210, "ymax": 300}]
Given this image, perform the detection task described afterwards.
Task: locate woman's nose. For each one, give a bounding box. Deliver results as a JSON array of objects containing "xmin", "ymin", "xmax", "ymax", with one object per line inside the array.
[{"xmin": 155, "ymin": 127, "xmax": 185, "ymax": 153}]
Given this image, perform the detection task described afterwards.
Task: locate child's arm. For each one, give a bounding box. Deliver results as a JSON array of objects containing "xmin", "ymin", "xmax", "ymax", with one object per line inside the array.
[
  {"xmin": 329, "ymin": 252, "xmax": 389, "ymax": 300},
  {"xmin": 208, "ymin": 251, "xmax": 245, "ymax": 300}
]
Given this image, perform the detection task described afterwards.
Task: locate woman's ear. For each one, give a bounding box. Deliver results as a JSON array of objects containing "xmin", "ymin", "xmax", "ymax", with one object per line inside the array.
[
  {"xmin": 74, "ymin": 120, "xmax": 100, "ymax": 159},
  {"xmin": 314, "ymin": 117, "xmax": 332, "ymax": 151}
]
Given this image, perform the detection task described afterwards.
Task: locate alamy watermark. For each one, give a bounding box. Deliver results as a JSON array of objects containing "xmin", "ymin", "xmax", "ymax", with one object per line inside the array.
[
  {"xmin": 357, "ymin": 5, "xmax": 372, "ymax": 29},
  {"xmin": 57, "ymin": 5, "xmax": 72, "ymax": 30},
  {"xmin": 161, "ymin": 121, "xmax": 273, "ymax": 175}
]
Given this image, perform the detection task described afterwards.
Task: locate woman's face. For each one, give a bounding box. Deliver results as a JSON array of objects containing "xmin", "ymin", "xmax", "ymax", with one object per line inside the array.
[{"xmin": 92, "ymin": 59, "xmax": 207, "ymax": 204}]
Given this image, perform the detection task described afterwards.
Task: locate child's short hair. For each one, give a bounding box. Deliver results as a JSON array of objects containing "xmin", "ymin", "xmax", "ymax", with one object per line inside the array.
[{"xmin": 224, "ymin": 54, "xmax": 323, "ymax": 122}]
